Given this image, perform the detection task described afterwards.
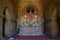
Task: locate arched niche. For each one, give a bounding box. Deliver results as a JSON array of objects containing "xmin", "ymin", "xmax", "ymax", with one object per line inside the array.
[
  {"xmin": 2, "ymin": 7, "xmax": 15, "ymax": 38},
  {"xmin": 45, "ymin": 6, "xmax": 58, "ymax": 37},
  {"xmin": 17, "ymin": 3, "xmax": 43, "ymax": 27},
  {"xmin": 17, "ymin": 2, "xmax": 44, "ymax": 36},
  {"xmin": 51, "ymin": 7, "xmax": 58, "ymax": 37},
  {"xmin": 56, "ymin": 6, "xmax": 60, "ymax": 37},
  {"xmin": 43, "ymin": 3, "xmax": 58, "ymax": 38}
]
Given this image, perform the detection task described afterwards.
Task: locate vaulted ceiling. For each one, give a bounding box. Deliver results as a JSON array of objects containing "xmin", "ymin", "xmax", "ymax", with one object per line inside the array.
[
  {"xmin": 1, "ymin": 0, "xmax": 59, "ymax": 10},
  {"xmin": 0, "ymin": 0, "xmax": 60, "ymax": 18},
  {"xmin": 1, "ymin": 0, "xmax": 60, "ymax": 8}
]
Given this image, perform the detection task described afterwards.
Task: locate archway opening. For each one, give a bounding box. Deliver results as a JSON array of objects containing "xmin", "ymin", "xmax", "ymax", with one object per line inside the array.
[
  {"xmin": 56, "ymin": 8, "xmax": 60, "ymax": 37},
  {"xmin": 3, "ymin": 7, "xmax": 7, "ymax": 37},
  {"xmin": 2, "ymin": 7, "xmax": 12, "ymax": 38},
  {"xmin": 17, "ymin": 4, "xmax": 44, "ymax": 36}
]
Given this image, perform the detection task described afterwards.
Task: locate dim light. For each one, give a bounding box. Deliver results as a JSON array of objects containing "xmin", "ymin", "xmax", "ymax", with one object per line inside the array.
[{"xmin": 24, "ymin": 15, "xmax": 27, "ymax": 19}]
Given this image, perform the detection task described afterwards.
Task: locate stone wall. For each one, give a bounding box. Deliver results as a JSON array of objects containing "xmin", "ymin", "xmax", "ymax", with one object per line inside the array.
[
  {"xmin": 0, "ymin": 0, "xmax": 17, "ymax": 37},
  {"xmin": 42, "ymin": 0, "xmax": 58, "ymax": 37},
  {"xmin": 0, "ymin": 0, "xmax": 59, "ymax": 38}
]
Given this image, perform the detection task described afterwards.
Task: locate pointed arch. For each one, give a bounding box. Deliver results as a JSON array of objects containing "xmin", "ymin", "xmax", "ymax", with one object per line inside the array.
[{"xmin": 3, "ymin": 7, "xmax": 7, "ymax": 38}]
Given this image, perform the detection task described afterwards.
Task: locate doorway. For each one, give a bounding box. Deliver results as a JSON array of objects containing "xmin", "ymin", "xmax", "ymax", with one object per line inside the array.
[
  {"xmin": 56, "ymin": 8, "xmax": 60, "ymax": 37},
  {"xmin": 3, "ymin": 7, "xmax": 7, "ymax": 37}
]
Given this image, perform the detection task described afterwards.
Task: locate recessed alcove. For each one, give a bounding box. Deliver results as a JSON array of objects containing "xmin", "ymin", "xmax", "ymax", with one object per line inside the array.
[{"xmin": 17, "ymin": 1, "xmax": 44, "ymax": 36}]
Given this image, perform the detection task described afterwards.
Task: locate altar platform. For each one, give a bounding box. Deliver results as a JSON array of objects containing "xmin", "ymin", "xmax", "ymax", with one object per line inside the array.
[{"xmin": 10, "ymin": 36, "xmax": 55, "ymax": 40}]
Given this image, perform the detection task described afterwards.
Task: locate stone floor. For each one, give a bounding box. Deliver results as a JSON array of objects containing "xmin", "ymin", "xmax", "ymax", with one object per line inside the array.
[{"xmin": 0, "ymin": 36, "xmax": 6, "ymax": 40}]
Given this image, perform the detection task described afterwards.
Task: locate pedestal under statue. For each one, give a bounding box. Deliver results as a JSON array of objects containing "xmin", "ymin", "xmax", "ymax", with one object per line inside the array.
[{"xmin": 18, "ymin": 14, "xmax": 44, "ymax": 36}]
